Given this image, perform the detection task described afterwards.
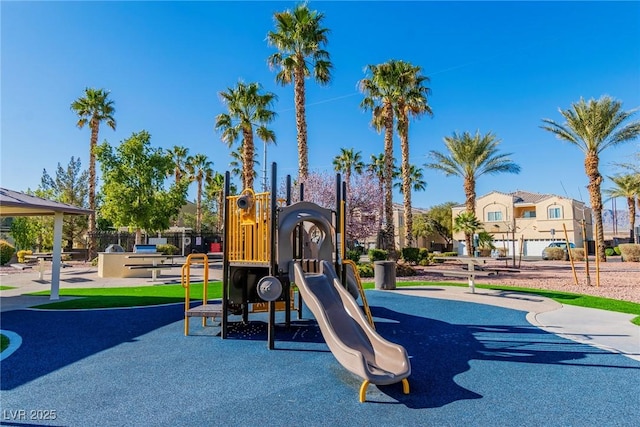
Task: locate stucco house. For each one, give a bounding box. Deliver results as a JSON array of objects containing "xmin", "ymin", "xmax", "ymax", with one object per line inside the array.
[{"xmin": 451, "ymin": 191, "xmax": 593, "ymax": 256}]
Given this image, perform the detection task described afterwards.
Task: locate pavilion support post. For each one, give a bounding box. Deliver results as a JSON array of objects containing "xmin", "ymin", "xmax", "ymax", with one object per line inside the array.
[{"xmin": 50, "ymin": 212, "xmax": 63, "ymax": 300}]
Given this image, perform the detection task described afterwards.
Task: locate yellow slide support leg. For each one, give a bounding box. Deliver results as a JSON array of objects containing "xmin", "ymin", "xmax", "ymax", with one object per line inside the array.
[{"xmin": 359, "ymin": 379, "xmax": 410, "ymax": 403}]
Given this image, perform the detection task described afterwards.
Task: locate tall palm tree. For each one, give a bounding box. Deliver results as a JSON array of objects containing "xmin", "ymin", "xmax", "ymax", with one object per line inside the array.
[
  {"xmin": 186, "ymin": 154, "xmax": 214, "ymax": 234},
  {"xmin": 71, "ymin": 88, "xmax": 116, "ymax": 259},
  {"xmin": 394, "ymin": 164, "xmax": 427, "ymax": 194},
  {"xmin": 541, "ymin": 96, "xmax": 640, "ymax": 261},
  {"xmin": 395, "ymin": 62, "xmax": 432, "ymax": 247},
  {"xmin": 426, "ymin": 130, "xmax": 520, "ymax": 253},
  {"xmin": 603, "ymin": 174, "xmax": 640, "ymax": 243},
  {"xmin": 267, "ymin": 2, "xmax": 332, "ymax": 182},
  {"xmin": 359, "ymin": 61, "xmax": 404, "ymax": 250},
  {"xmin": 367, "ymin": 153, "xmax": 386, "ymax": 230},
  {"xmin": 215, "ymin": 81, "xmax": 277, "ymax": 190},
  {"xmin": 332, "ymin": 148, "xmax": 364, "ymax": 199}
]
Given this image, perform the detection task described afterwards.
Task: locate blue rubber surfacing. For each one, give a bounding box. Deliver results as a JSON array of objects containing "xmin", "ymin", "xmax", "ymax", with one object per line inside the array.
[{"xmin": 1, "ymin": 290, "xmax": 639, "ymax": 426}]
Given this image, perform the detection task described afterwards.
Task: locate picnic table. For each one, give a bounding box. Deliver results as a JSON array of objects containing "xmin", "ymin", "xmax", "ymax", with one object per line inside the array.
[
  {"xmin": 123, "ymin": 253, "xmax": 176, "ymax": 281},
  {"xmin": 24, "ymin": 253, "xmax": 72, "ymax": 280},
  {"xmin": 428, "ymin": 256, "xmax": 518, "ymax": 293}
]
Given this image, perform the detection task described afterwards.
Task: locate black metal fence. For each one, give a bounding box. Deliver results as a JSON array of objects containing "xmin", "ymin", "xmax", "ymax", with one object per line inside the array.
[{"xmin": 90, "ymin": 231, "xmax": 222, "ymax": 256}]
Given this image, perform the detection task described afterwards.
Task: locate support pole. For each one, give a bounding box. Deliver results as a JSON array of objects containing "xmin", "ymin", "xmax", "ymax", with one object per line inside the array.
[
  {"xmin": 582, "ymin": 219, "xmax": 591, "ymax": 286},
  {"xmin": 563, "ymin": 223, "xmax": 579, "ymax": 286},
  {"xmin": 595, "ymin": 222, "xmax": 600, "ymax": 287},
  {"xmin": 221, "ymin": 171, "xmax": 231, "ymax": 339}
]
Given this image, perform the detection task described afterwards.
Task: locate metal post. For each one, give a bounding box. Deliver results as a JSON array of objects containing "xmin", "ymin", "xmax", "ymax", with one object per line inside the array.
[{"xmin": 221, "ymin": 171, "xmax": 231, "ymax": 339}]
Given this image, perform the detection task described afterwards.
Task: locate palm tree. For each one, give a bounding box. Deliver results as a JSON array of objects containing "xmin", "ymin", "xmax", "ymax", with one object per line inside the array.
[
  {"xmin": 167, "ymin": 145, "xmax": 190, "ymax": 226},
  {"xmin": 453, "ymin": 211, "xmax": 482, "ymax": 256},
  {"xmin": 426, "ymin": 130, "xmax": 520, "ymax": 253},
  {"xmin": 426, "ymin": 130, "xmax": 520, "ymax": 214},
  {"xmin": 394, "ymin": 164, "xmax": 427, "ymax": 194},
  {"xmin": 205, "ymin": 172, "xmax": 226, "ymax": 232},
  {"xmin": 603, "ymin": 174, "xmax": 640, "ymax": 243},
  {"xmin": 267, "ymin": 2, "xmax": 332, "ymax": 182},
  {"xmin": 71, "ymin": 88, "xmax": 116, "ymax": 259},
  {"xmin": 229, "ymin": 146, "xmax": 259, "ymax": 185},
  {"xmin": 332, "ymin": 148, "xmax": 364, "ymax": 199},
  {"xmin": 186, "ymin": 154, "xmax": 213, "ymax": 234},
  {"xmin": 359, "ymin": 61, "xmax": 403, "ymax": 250},
  {"xmin": 395, "ymin": 62, "xmax": 432, "ymax": 247},
  {"xmin": 541, "ymin": 96, "xmax": 640, "ymax": 261},
  {"xmin": 215, "ymin": 81, "xmax": 277, "ymax": 190},
  {"xmin": 167, "ymin": 145, "xmax": 190, "ymax": 185},
  {"xmin": 367, "ymin": 153, "xmax": 386, "ymax": 230}
]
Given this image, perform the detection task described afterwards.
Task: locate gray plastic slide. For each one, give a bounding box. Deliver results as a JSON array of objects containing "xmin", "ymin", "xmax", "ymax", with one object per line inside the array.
[{"xmin": 292, "ymin": 260, "xmax": 411, "ymax": 400}]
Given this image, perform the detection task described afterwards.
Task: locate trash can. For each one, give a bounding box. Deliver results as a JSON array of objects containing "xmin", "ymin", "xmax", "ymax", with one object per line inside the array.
[{"xmin": 374, "ymin": 261, "xmax": 396, "ymax": 290}]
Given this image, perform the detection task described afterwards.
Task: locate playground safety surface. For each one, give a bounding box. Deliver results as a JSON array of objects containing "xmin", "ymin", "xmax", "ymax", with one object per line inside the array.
[{"xmin": 1, "ymin": 287, "xmax": 639, "ymax": 426}]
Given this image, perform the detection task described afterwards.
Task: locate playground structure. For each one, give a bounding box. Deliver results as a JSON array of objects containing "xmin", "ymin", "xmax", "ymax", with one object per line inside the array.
[{"xmin": 182, "ymin": 163, "xmax": 410, "ymax": 402}]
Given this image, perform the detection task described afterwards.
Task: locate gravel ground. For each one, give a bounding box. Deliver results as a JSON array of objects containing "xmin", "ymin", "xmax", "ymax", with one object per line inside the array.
[{"xmin": 396, "ymin": 258, "xmax": 640, "ymax": 304}]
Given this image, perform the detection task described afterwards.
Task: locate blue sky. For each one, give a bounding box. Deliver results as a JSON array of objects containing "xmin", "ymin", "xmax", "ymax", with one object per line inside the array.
[{"xmin": 2, "ymin": 1, "xmax": 639, "ymax": 210}]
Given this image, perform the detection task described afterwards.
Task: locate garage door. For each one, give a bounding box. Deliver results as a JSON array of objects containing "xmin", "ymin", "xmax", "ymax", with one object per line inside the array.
[{"xmin": 525, "ymin": 240, "xmax": 554, "ymax": 257}]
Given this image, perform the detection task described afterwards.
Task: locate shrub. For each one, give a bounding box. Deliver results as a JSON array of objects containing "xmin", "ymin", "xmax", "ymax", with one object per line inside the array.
[
  {"xmin": 604, "ymin": 247, "xmax": 615, "ymax": 257},
  {"xmin": 569, "ymin": 248, "xmax": 585, "ymax": 261},
  {"xmin": 17, "ymin": 249, "xmax": 33, "ymax": 263},
  {"xmin": 345, "ymin": 250, "xmax": 361, "ymax": 264},
  {"xmin": 396, "ymin": 263, "xmax": 417, "ymax": 277},
  {"xmin": 442, "ymin": 252, "xmax": 458, "ymax": 257},
  {"xmin": 618, "ymin": 244, "xmax": 640, "ymax": 262},
  {"xmin": 356, "ymin": 263, "xmax": 374, "ymax": 277},
  {"xmin": 418, "ymin": 248, "xmax": 429, "ymax": 261},
  {"xmin": 157, "ymin": 244, "xmax": 179, "ymax": 255},
  {"xmin": 419, "ymin": 258, "xmax": 431, "ymax": 266},
  {"xmin": 401, "ymin": 247, "xmax": 421, "ymax": 265},
  {"xmin": 614, "ymin": 246, "xmax": 621, "ymax": 256},
  {"xmin": 545, "ymin": 247, "xmax": 566, "ymax": 260},
  {"xmin": 368, "ymin": 249, "xmax": 388, "ymax": 262},
  {"xmin": 0, "ymin": 240, "xmax": 16, "ymax": 265}
]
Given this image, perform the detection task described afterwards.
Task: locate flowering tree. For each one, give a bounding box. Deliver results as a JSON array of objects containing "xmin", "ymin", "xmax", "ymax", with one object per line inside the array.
[{"xmin": 280, "ymin": 171, "xmax": 382, "ymax": 243}]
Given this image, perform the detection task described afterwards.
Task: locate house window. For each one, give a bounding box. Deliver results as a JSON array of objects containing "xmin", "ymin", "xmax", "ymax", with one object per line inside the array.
[
  {"xmin": 522, "ymin": 210, "xmax": 536, "ymax": 218},
  {"xmin": 487, "ymin": 211, "xmax": 503, "ymax": 221},
  {"xmin": 548, "ymin": 207, "xmax": 562, "ymax": 219}
]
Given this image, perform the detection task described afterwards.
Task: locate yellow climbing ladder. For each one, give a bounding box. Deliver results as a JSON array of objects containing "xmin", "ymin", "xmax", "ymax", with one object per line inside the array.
[{"xmin": 342, "ymin": 259, "xmax": 374, "ymax": 329}]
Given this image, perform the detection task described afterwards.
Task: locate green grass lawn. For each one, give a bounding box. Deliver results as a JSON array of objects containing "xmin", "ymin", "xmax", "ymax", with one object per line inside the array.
[
  {"xmin": 0, "ymin": 334, "xmax": 9, "ymax": 352},
  {"xmin": 0, "ymin": 286, "xmax": 16, "ymax": 290},
  {"xmin": 26, "ymin": 280, "xmax": 640, "ymax": 325},
  {"xmin": 29, "ymin": 282, "xmax": 222, "ymax": 310}
]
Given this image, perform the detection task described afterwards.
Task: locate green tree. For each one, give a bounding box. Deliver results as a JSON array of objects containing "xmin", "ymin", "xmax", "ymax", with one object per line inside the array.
[
  {"xmin": 542, "ymin": 96, "xmax": 640, "ymax": 261},
  {"xmin": 186, "ymin": 154, "xmax": 214, "ymax": 234},
  {"xmin": 603, "ymin": 174, "xmax": 640, "ymax": 243},
  {"xmin": 229, "ymin": 145, "xmax": 259, "ymax": 185},
  {"xmin": 267, "ymin": 2, "xmax": 332, "ymax": 182},
  {"xmin": 426, "ymin": 131, "xmax": 520, "ymax": 214},
  {"xmin": 413, "ymin": 202, "xmax": 455, "ymax": 247},
  {"xmin": 10, "ymin": 217, "xmax": 39, "ymax": 251},
  {"xmin": 40, "ymin": 156, "xmax": 89, "ymax": 250},
  {"xmin": 453, "ymin": 211, "xmax": 482, "ymax": 255},
  {"xmin": 95, "ymin": 131, "xmax": 188, "ymax": 244},
  {"xmin": 215, "ymin": 81, "xmax": 277, "ymax": 190},
  {"xmin": 332, "ymin": 148, "xmax": 364, "ymax": 199},
  {"xmin": 71, "ymin": 88, "xmax": 116, "ymax": 259}
]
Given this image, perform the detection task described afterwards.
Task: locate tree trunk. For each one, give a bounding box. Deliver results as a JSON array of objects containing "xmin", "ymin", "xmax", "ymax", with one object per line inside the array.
[
  {"xmin": 88, "ymin": 120, "xmax": 99, "ymax": 260},
  {"xmin": 242, "ymin": 128, "xmax": 255, "ymax": 190},
  {"xmin": 628, "ymin": 196, "xmax": 636, "ymax": 244},
  {"xmin": 398, "ymin": 110, "xmax": 413, "ymax": 247},
  {"xmin": 585, "ymin": 152, "xmax": 606, "ymax": 262},
  {"xmin": 463, "ymin": 176, "xmax": 476, "ymax": 216},
  {"xmin": 196, "ymin": 179, "xmax": 203, "ymax": 233},
  {"xmin": 294, "ymin": 62, "xmax": 308, "ymax": 181},
  {"xmin": 383, "ymin": 103, "xmax": 395, "ymax": 252}
]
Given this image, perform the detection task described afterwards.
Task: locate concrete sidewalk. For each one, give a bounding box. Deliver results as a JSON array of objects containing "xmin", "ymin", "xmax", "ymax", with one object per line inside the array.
[
  {"xmin": 395, "ymin": 286, "xmax": 640, "ymax": 362},
  {"xmin": 1, "ymin": 265, "xmax": 638, "ymax": 362}
]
